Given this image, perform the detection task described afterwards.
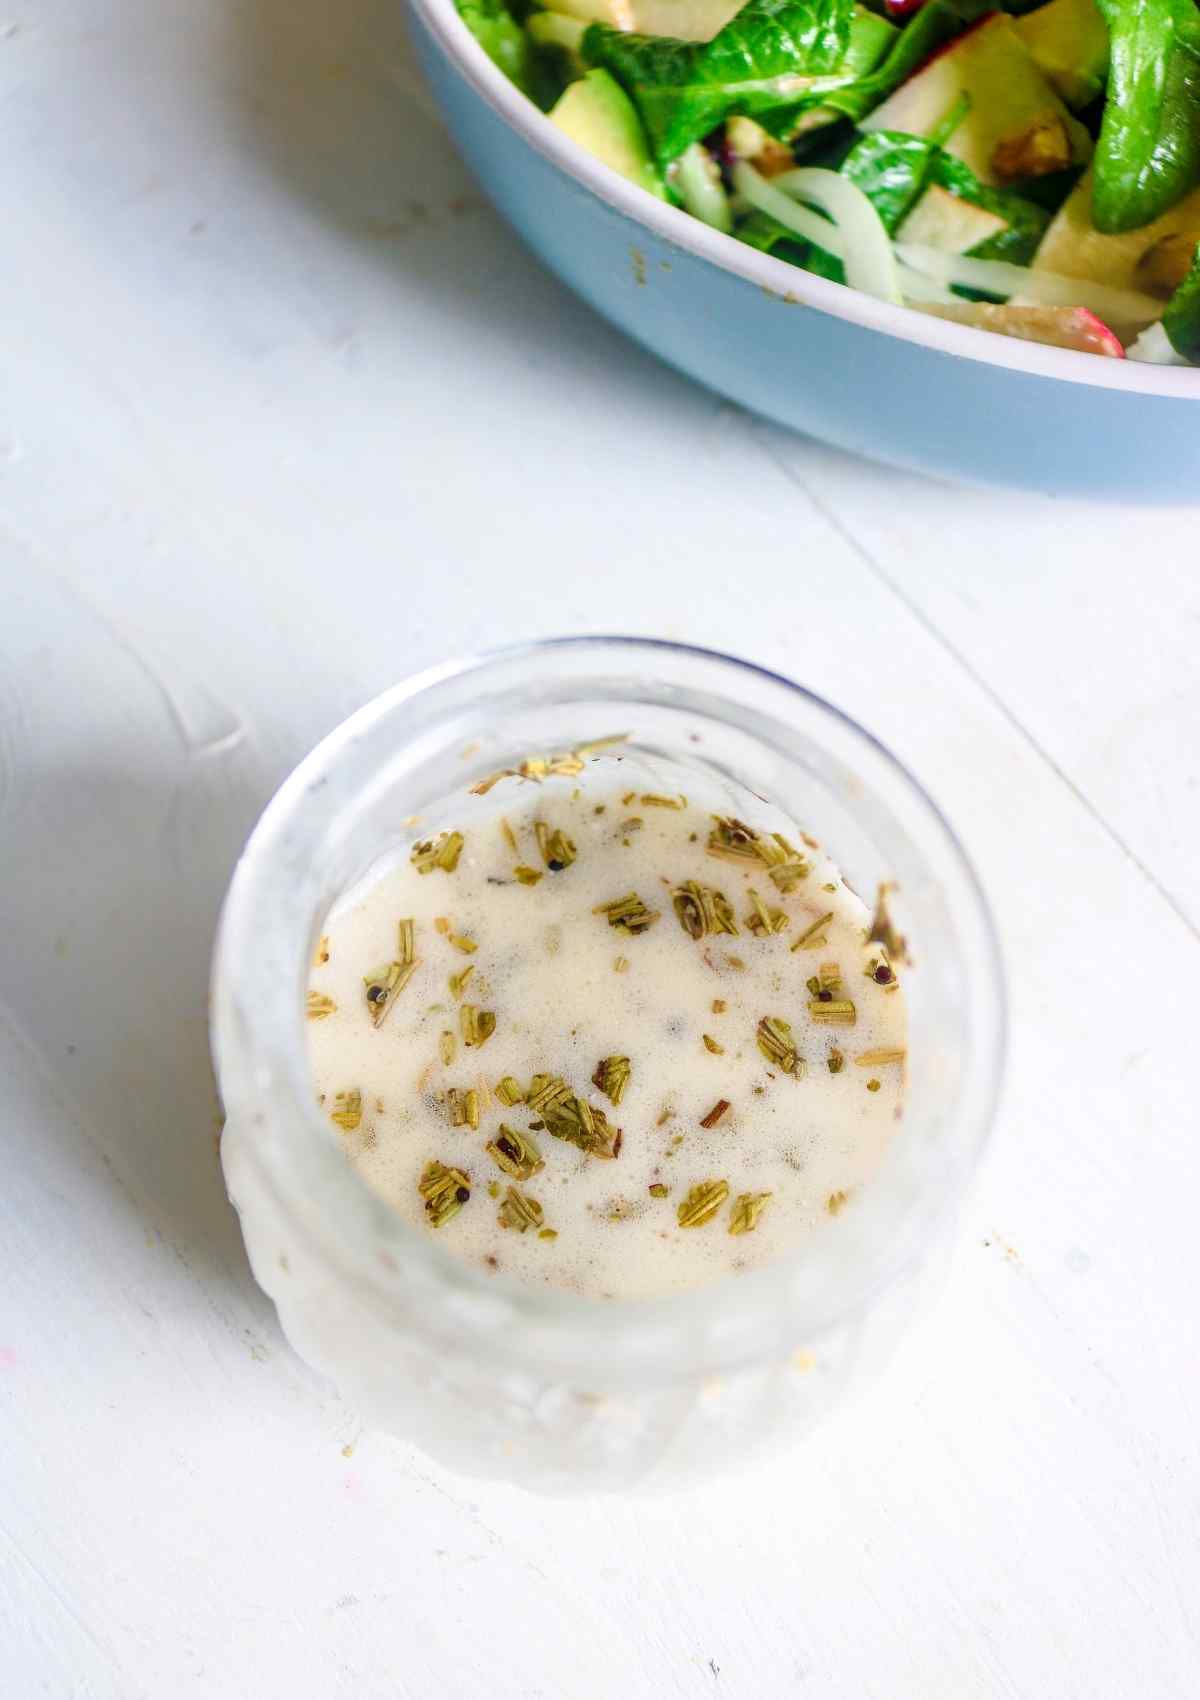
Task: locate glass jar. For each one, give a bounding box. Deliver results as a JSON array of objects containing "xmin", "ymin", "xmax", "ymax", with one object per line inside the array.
[{"xmin": 211, "ymin": 638, "xmax": 1004, "ymax": 1491}]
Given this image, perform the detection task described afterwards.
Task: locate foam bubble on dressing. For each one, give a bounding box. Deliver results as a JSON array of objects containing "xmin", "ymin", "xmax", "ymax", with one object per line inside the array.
[{"xmin": 306, "ymin": 753, "xmax": 907, "ymax": 1300}]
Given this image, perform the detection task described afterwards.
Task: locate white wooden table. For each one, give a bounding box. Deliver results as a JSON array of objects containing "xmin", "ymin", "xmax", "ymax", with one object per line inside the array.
[{"xmin": 5, "ymin": 2, "xmax": 1199, "ymax": 1695}]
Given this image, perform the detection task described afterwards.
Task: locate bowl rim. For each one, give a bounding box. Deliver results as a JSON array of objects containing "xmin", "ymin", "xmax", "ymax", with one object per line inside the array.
[{"xmin": 410, "ymin": 0, "xmax": 1200, "ymax": 401}]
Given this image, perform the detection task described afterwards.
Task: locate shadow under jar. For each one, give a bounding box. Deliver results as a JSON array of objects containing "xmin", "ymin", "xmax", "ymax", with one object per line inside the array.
[{"xmin": 211, "ymin": 637, "xmax": 1004, "ymax": 1491}]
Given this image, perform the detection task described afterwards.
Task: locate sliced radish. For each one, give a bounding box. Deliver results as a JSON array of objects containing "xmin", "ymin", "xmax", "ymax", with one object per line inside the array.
[{"xmin": 913, "ymin": 301, "xmax": 1125, "ymax": 356}]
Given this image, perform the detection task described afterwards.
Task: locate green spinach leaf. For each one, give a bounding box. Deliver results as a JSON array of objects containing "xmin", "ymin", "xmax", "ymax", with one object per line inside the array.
[
  {"xmin": 583, "ymin": 0, "xmax": 854, "ymax": 167},
  {"xmin": 737, "ymin": 208, "xmax": 847, "ymax": 279},
  {"xmin": 757, "ymin": 6, "xmax": 896, "ymax": 139},
  {"xmin": 1163, "ymin": 239, "xmax": 1200, "ymax": 358},
  {"xmin": 1094, "ymin": 0, "xmax": 1200, "ymax": 232},
  {"xmin": 839, "ymin": 129, "xmax": 1050, "ymax": 260}
]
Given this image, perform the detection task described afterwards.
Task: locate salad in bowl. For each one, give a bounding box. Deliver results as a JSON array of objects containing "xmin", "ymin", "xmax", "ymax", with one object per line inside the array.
[{"xmin": 455, "ymin": 0, "xmax": 1200, "ymax": 364}]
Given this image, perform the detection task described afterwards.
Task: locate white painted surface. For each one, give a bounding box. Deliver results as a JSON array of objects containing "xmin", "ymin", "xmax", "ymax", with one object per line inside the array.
[{"xmin": 2, "ymin": 1, "xmax": 1198, "ymax": 1695}]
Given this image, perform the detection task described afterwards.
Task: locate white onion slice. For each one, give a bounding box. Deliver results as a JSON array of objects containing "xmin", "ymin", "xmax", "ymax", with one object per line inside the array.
[
  {"xmin": 732, "ymin": 161, "xmax": 846, "ymax": 256},
  {"xmin": 894, "ymin": 242, "xmax": 1164, "ymax": 327},
  {"xmin": 895, "ymin": 264, "xmax": 960, "ymax": 305},
  {"xmin": 770, "ymin": 167, "xmax": 902, "ymax": 303},
  {"xmin": 733, "ymin": 163, "xmax": 902, "ymax": 304},
  {"xmin": 1126, "ymin": 321, "xmax": 1188, "ymax": 365},
  {"xmin": 675, "ymin": 143, "xmax": 733, "ymax": 234}
]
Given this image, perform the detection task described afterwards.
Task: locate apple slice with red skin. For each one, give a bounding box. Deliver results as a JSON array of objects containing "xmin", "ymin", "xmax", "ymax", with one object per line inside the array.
[
  {"xmin": 861, "ymin": 14, "xmax": 1092, "ymax": 187},
  {"xmin": 915, "ymin": 301, "xmax": 1126, "ymax": 356}
]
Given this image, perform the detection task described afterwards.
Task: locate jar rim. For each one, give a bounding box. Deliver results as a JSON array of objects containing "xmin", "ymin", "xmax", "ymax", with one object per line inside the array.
[{"xmin": 211, "ymin": 636, "xmax": 1005, "ymax": 1389}]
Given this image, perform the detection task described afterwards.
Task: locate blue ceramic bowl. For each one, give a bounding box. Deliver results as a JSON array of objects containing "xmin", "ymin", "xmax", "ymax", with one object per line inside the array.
[{"xmin": 407, "ymin": 0, "xmax": 1199, "ymax": 496}]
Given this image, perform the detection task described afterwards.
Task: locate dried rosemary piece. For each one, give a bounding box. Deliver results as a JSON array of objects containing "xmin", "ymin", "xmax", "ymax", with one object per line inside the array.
[
  {"xmin": 700, "ymin": 1099, "xmax": 730, "ymax": 1129},
  {"xmin": 498, "ymin": 1186, "xmax": 544, "ymax": 1233},
  {"xmin": 434, "ymin": 917, "xmax": 450, "ymax": 935},
  {"xmin": 513, "ymin": 865, "xmax": 543, "ymax": 886},
  {"xmin": 613, "ymin": 955, "xmax": 630, "ymax": 973},
  {"xmin": 306, "ymin": 991, "xmax": 337, "ymax": 1020},
  {"xmin": 758, "ymin": 833, "xmax": 809, "ymax": 893},
  {"xmin": 364, "ymin": 959, "xmax": 420, "ymax": 1028},
  {"xmin": 448, "ymin": 964, "xmax": 475, "ymax": 1001},
  {"xmin": 826, "ymin": 1189, "xmax": 848, "ymax": 1215},
  {"xmin": 711, "ymin": 998, "xmax": 727, "ymax": 1014},
  {"xmin": 702, "ymin": 1034, "xmax": 725, "ymax": 1055},
  {"xmin": 470, "ymin": 735, "xmax": 626, "ymax": 796},
  {"xmin": 446, "ymin": 1087, "xmax": 480, "ymax": 1130},
  {"xmin": 672, "ymin": 880, "xmax": 738, "ymax": 940},
  {"xmin": 539, "ymin": 1228, "xmax": 558, "ymax": 1241},
  {"xmin": 827, "ymin": 1048, "xmax": 845, "ymax": 1075},
  {"xmin": 527, "ymin": 1074, "xmax": 621, "ymax": 1158},
  {"xmin": 817, "ymin": 962, "xmax": 841, "ymax": 992},
  {"xmin": 640, "ymin": 793, "xmax": 686, "ymax": 809},
  {"xmin": 592, "ymin": 1055, "xmax": 631, "ymax": 1106},
  {"xmin": 808, "ymin": 999, "xmax": 856, "ymax": 1026},
  {"xmin": 397, "ymin": 918, "xmax": 415, "ymax": 965},
  {"xmin": 411, "ymin": 831, "xmax": 464, "ymax": 875},
  {"xmin": 757, "ymin": 1016, "xmax": 799, "ymax": 1075},
  {"xmin": 487, "ymin": 1124, "xmax": 544, "ymax": 1180},
  {"xmin": 313, "ymin": 935, "xmax": 330, "ymax": 966},
  {"xmin": 460, "ymin": 1004, "xmax": 496, "ymax": 1048},
  {"xmin": 499, "ymin": 816, "xmax": 518, "ymax": 853},
  {"xmin": 535, "ymin": 821, "xmax": 577, "ymax": 872},
  {"xmin": 330, "ymin": 1089, "xmax": 362, "ymax": 1131},
  {"xmin": 449, "ymin": 933, "xmax": 477, "ymax": 955},
  {"xmin": 866, "ymin": 1079, "xmax": 881, "ymax": 1092},
  {"xmin": 494, "ymin": 1075, "xmax": 525, "ymax": 1107},
  {"xmin": 729, "ymin": 1192, "xmax": 772, "ymax": 1236},
  {"xmin": 593, "ymin": 892, "xmax": 660, "ymax": 934},
  {"xmin": 439, "ymin": 1030, "xmax": 456, "ymax": 1066},
  {"xmin": 791, "ymin": 912, "xmax": 834, "ymax": 952},
  {"xmin": 744, "ymin": 890, "xmax": 788, "ymax": 937},
  {"xmin": 648, "ymin": 1183, "xmax": 669, "ymax": 1198},
  {"xmin": 419, "ymin": 1160, "xmax": 471, "ymax": 1227},
  {"xmin": 706, "ymin": 816, "xmax": 761, "ymax": 864},
  {"xmin": 677, "ymin": 1179, "xmax": 729, "ymax": 1228},
  {"xmin": 855, "ymin": 1048, "xmax": 906, "ymax": 1068}
]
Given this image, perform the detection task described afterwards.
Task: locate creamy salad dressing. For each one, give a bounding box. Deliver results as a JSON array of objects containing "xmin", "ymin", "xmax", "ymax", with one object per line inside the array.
[{"xmin": 306, "ymin": 754, "xmax": 906, "ymax": 1300}]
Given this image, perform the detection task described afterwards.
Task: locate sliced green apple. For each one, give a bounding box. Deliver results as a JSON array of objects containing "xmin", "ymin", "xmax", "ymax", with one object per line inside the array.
[
  {"xmin": 897, "ymin": 184, "xmax": 1009, "ymax": 254},
  {"xmin": 545, "ymin": 0, "xmax": 743, "ymax": 40},
  {"xmin": 548, "ymin": 68, "xmax": 668, "ymax": 198},
  {"xmin": 860, "ymin": 14, "xmax": 1092, "ymax": 188},
  {"xmin": 1034, "ymin": 170, "xmax": 1200, "ymax": 302},
  {"xmin": 1015, "ymin": 0, "xmax": 1109, "ymax": 110}
]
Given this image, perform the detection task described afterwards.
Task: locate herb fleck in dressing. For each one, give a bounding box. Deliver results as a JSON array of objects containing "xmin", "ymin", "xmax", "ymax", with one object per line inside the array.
[{"xmin": 307, "ymin": 760, "xmax": 907, "ymax": 1299}]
